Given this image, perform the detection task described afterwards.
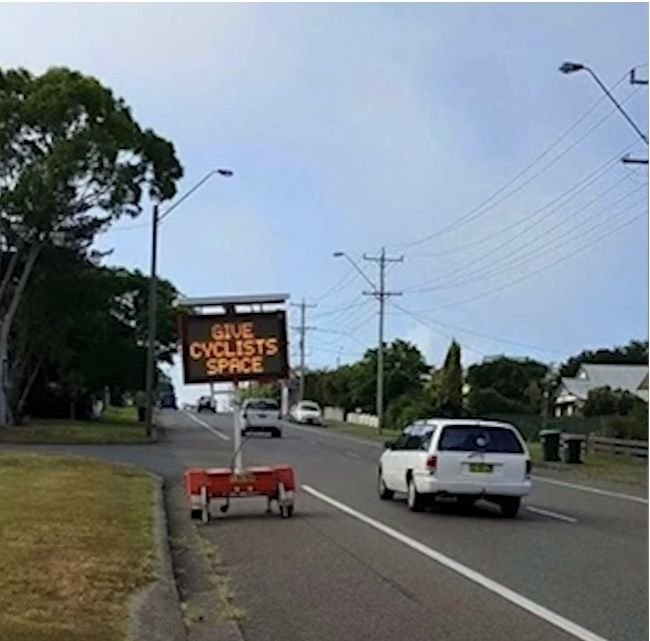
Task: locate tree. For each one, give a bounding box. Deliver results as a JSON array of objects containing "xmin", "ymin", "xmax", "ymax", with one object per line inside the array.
[
  {"xmin": 467, "ymin": 356, "xmax": 548, "ymax": 407},
  {"xmin": 303, "ymin": 340, "xmax": 429, "ymax": 417},
  {"xmin": 15, "ymin": 247, "xmax": 180, "ymax": 421},
  {"xmin": 583, "ymin": 386, "xmax": 639, "ymax": 418},
  {"xmin": 440, "ymin": 340, "xmax": 463, "ymax": 416},
  {"xmin": 560, "ymin": 340, "xmax": 649, "ymax": 377},
  {"xmin": 0, "ymin": 66, "xmax": 183, "ymax": 424},
  {"xmin": 467, "ymin": 387, "xmax": 533, "ymax": 415}
]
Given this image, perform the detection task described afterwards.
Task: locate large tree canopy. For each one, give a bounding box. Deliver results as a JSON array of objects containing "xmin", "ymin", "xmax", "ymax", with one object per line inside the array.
[
  {"xmin": 18, "ymin": 248, "xmax": 179, "ymax": 421},
  {"xmin": 0, "ymin": 66, "xmax": 183, "ymax": 424},
  {"xmin": 560, "ymin": 340, "xmax": 648, "ymax": 377}
]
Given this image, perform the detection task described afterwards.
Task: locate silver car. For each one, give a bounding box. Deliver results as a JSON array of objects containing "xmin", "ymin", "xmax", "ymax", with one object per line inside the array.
[{"xmin": 241, "ymin": 398, "xmax": 282, "ymax": 438}]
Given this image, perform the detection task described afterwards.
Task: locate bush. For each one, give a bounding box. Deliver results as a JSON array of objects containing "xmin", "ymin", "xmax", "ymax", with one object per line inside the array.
[
  {"xmin": 584, "ymin": 386, "xmax": 640, "ymax": 417},
  {"xmin": 468, "ymin": 387, "xmax": 534, "ymax": 415},
  {"xmin": 385, "ymin": 394, "xmax": 436, "ymax": 431}
]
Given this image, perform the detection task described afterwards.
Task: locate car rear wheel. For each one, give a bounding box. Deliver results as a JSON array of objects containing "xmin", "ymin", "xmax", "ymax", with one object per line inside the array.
[
  {"xmin": 271, "ymin": 428, "xmax": 282, "ymax": 438},
  {"xmin": 407, "ymin": 477, "xmax": 425, "ymax": 512},
  {"xmin": 378, "ymin": 470, "xmax": 394, "ymax": 500},
  {"xmin": 499, "ymin": 497, "xmax": 521, "ymax": 518}
]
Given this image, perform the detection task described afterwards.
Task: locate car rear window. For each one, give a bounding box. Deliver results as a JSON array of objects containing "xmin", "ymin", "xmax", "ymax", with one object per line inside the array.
[
  {"xmin": 438, "ymin": 425, "xmax": 524, "ymax": 454},
  {"xmin": 300, "ymin": 402, "xmax": 320, "ymax": 411},
  {"xmin": 248, "ymin": 400, "xmax": 279, "ymax": 411}
]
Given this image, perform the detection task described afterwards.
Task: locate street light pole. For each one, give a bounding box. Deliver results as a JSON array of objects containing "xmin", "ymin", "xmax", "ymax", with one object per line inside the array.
[
  {"xmin": 144, "ymin": 203, "xmax": 159, "ymax": 437},
  {"xmin": 559, "ymin": 61, "xmax": 648, "ymax": 146},
  {"xmin": 144, "ymin": 168, "xmax": 233, "ymax": 437}
]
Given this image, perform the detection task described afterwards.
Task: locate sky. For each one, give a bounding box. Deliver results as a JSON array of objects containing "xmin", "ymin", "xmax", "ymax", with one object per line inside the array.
[{"xmin": 1, "ymin": 2, "xmax": 647, "ymax": 403}]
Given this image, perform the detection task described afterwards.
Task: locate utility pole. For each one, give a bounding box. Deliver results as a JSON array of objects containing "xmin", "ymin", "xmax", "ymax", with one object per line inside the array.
[
  {"xmin": 291, "ymin": 299, "xmax": 316, "ymax": 402},
  {"xmin": 144, "ymin": 203, "xmax": 159, "ymax": 438},
  {"xmin": 363, "ymin": 247, "xmax": 403, "ymax": 434}
]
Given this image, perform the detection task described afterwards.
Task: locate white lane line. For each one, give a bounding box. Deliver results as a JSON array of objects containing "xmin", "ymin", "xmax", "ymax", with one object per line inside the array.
[
  {"xmin": 302, "ymin": 484, "xmax": 609, "ymax": 641},
  {"xmin": 533, "ymin": 475, "xmax": 648, "ymax": 505},
  {"xmin": 345, "ymin": 451, "xmax": 361, "ymax": 459},
  {"xmin": 526, "ymin": 506, "xmax": 578, "ymax": 524},
  {"xmin": 183, "ymin": 411, "xmax": 231, "ymax": 441},
  {"xmin": 283, "ymin": 422, "xmax": 383, "ymax": 449}
]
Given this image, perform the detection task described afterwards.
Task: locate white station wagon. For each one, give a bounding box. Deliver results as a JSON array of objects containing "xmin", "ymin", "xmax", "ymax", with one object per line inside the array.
[{"xmin": 378, "ymin": 419, "xmax": 532, "ymax": 517}]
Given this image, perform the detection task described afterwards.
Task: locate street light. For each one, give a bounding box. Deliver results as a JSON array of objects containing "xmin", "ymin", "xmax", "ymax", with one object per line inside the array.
[
  {"xmin": 559, "ymin": 61, "xmax": 648, "ymax": 146},
  {"xmin": 332, "ymin": 251, "xmax": 377, "ymax": 292},
  {"xmin": 144, "ymin": 168, "xmax": 234, "ymax": 436},
  {"xmin": 333, "ymin": 250, "xmax": 390, "ymax": 433}
]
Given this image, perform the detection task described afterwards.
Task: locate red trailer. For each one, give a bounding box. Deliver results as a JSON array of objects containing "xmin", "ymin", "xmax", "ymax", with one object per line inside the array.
[{"xmin": 185, "ymin": 465, "xmax": 296, "ymax": 522}]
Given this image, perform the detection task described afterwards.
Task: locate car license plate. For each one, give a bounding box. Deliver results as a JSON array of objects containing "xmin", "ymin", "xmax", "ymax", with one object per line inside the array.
[
  {"xmin": 469, "ymin": 463, "xmax": 493, "ymax": 473},
  {"xmin": 258, "ymin": 413, "xmax": 267, "ymax": 419}
]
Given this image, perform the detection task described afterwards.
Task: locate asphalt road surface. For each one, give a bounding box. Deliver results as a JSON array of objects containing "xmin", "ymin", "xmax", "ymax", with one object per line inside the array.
[
  {"xmin": 5, "ymin": 410, "xmax": 646, "ymax": 641},
  {"xmin": 168, "ymin": 410, "xmax": 648, "ymax": 641}
]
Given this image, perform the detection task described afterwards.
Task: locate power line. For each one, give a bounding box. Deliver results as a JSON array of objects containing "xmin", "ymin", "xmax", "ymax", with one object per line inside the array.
[
  {"xmin": 425, "ymin": 186, "xmax": 647, "ymax": 294},
  {"xmin": 393, "ymin": 74, "xmax": 639, "ymax": 251},
  {"xmin": 407, "ymin": 175, "xmax": 643, "ymax": 294},
  {"xmin": 403, "ymin": 140, "xmax": 638, "ymax": 292},
  {"xmin": 406, "ymin": 148, "xmax": 634, "ymax": 262},
  {"xmin": 408, "ymin": 207, "xmax": 647, "ymax": 314},
  {"xmin": 391, "ymin": 302, "xmax": 489, "ymax": 359},
  {"xmin": 314, "ymin": 267, "xmax": 357, "ymax": 302},
  {"xmin": 311, "ymin": 296, "xmax": 367, "ymax": 320},
  {"xmin": 392, "ymin": 302, "xmax": 567, "ymax": 357}
]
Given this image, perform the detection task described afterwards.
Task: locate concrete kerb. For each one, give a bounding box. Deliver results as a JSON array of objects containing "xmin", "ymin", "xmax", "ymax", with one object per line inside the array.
[{"xmin": 129, "ymin": 474, "xmax": 186, "ymax": 641}]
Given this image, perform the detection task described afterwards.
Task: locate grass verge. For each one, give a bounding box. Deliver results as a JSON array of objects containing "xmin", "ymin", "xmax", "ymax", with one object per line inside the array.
[
  {"xmin": 197, "ymin": 535, "xmax": 246, "ymax": 623},
  {"xmin": 324, "ymin": 419, "xmax": 400, "ymax": 443},
  {"xmin": 529, "ymin": 442, "xmax": 648, "ymax": 486},
  {"xmin": 0, "ymin": 453, "xmax": 155, "ymax": 641},
  {"xmin": 0, "ymin": 406, "xmax": 153, "ymax": 444}
]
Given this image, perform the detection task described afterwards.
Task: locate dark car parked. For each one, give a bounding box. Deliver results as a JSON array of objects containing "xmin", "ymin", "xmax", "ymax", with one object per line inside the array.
[
  {"xmin": 159, "ymin": 392, "xmax": 177, "ymax": 409},
  {"xmin": 197, "ymin": 396, "xmax": 216, "ymax": 413}
]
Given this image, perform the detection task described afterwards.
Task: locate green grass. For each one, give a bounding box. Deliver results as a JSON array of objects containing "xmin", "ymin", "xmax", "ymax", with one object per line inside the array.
[
  {"xmin": 529, "ymin": 442, "xmax": 648, "ymax": 486},
  {"xmin": 325, "ymin": 419, "xmax": 401, "ymax": 443},
  {"xmin": 0, "ymin": 453, "xmax": 155, "ymax": 641},
  {"xmin": 0, "ymin": 406, "xmax": 152, "ymax": 444},
  {"xmin": 100, "ymin": 405, "xmax": 138, "ymax": 425}
]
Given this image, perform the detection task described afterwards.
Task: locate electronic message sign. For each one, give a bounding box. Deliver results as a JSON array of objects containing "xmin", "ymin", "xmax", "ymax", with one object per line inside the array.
[{"xmin": 180, "ymin": 311, "xmax": 288, "ymax": 384}]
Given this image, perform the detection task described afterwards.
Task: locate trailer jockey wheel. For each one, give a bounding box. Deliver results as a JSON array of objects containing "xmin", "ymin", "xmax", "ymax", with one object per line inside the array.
[
  {"xmin": 277, "ymin": 481, "xmax": 294, "ymax": 518},
  {"xmin": 200, "ymin": 485, "xmax": 211, "ymax": 523}
]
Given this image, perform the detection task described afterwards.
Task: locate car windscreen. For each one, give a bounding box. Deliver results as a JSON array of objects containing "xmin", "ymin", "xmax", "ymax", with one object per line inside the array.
[
  {"xmin": 300, "ymin": 402, "xmax": 320, "ymax": 411},
  {"xmin": 248, "ymin": 400, "xmax": 279, "ymax": 411},
  {"xmin": 438, "ymin": 425, "xmax": 524, "ymax": 453}
]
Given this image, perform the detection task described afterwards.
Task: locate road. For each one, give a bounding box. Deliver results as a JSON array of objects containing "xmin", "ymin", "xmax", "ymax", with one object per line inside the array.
[{"xmin": 5, "ymin": 410, "xmax": 646, "ymax": 641}]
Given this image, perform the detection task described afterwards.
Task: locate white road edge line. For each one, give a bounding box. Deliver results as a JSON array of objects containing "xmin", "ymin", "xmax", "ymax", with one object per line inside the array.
[
  {"xmin": 183, "ymin": 411, "xmax": 231, "ymax": 441},
  {"xmin": 302, "ymin": 484, "xmax": 609, "ymax": 641},
  {"xmin": 526, "ymin": 506, "xmax": 578, "ymax": 524},
  {"xmin": 533, "ymin": 475, "xmax": 648, "ymax": 504}
]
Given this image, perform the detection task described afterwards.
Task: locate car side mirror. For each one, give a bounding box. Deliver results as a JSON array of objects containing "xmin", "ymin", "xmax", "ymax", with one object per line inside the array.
[{"xmin": 384, "ymin": 440, "xmax": 395, "ymax": 450}]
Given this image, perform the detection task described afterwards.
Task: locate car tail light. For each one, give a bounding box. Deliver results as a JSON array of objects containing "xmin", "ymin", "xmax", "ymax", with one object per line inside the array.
[
  {"xmin": 426, "ymin": 455, "xmax": 437, "ymax": 473},
  {"xmin": 526, "ymin": 460, "xmax": 532, "ymax": 476}
]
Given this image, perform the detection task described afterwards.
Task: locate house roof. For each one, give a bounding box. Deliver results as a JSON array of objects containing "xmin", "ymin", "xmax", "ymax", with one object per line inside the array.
[{"xmin": 558, "ymin": 364, "xmax": 649, "ymax": 402}]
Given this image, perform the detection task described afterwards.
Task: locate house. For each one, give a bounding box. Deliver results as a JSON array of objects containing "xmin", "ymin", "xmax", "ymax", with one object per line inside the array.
[{"xmin": 554, "ymin": 364, "xmax": 649, "ymax": 417}]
